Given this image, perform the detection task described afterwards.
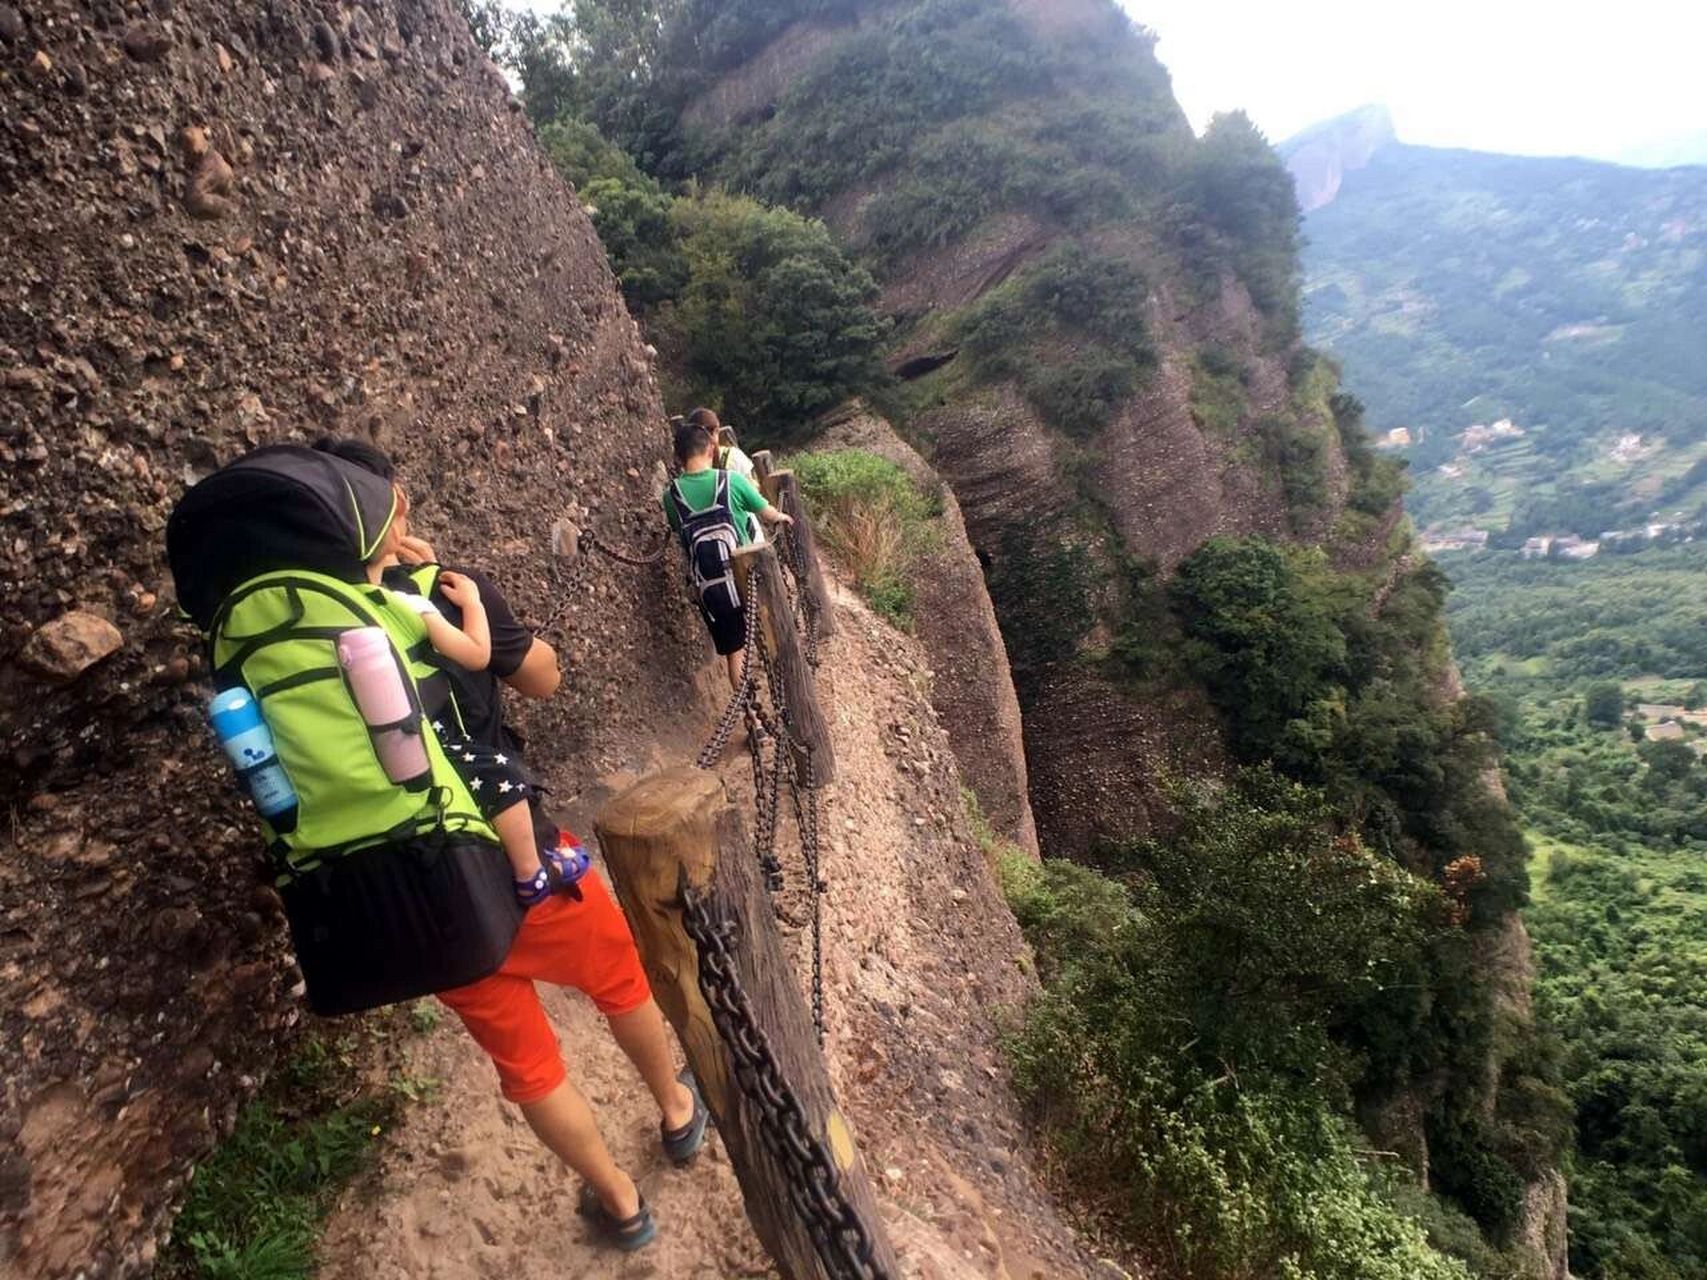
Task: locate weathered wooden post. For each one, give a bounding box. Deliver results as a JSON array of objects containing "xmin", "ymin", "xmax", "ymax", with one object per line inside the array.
[
  {"xmin": 596, "ymin": 769, "xmax": 898, "ymax": 1280},
  {"xmin": 733, "ymin": 542, "xmax": 836, "ymax": 787},
  {"xmin": 767, "ymin": 468, "xmax": 837, "ymax": 641},
  {"xmin": 750, "ymin": 448, "xmax": 775, "ymax": 489}
]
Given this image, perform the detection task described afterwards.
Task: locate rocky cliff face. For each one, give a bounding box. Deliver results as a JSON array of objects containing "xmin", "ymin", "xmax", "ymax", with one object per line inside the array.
[
  {"xmin": 814, "ymin": 402, "xmax": 1039, "ymax": 857},
  {"xmin": 0, "ymin": 1, "xmax": 703, "ymax": 1271},
  {"xmin": 909, "ymin": 268, "xmax": 1326, "ymax": 853}
]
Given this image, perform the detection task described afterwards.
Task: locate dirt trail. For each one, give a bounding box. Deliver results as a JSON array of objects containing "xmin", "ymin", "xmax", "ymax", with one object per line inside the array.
[{"xmin": 317, "ymin": 582, "xmax": 1111, "ymax": 1279}]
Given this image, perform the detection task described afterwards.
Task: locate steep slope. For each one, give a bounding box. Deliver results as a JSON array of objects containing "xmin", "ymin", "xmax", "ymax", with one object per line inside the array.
[
  {"xmin": 813, "ymin": 402, "xmax": 1040, "ymax": 857},
  {"xmin": 1285, "ymin": 111, "xmax": 1707, "ymax": 535},
  {"xmin": 655, "ymin": 0, "xmax": 1357, "ymax": 858},
  {"xmin": 314, "ymin": 579, "xmax": 1093, "ymax": 1278}
]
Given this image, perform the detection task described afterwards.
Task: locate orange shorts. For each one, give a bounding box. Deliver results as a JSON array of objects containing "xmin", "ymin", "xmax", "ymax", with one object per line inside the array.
[{"xmin": 437, "ymin": 869, "xmax": 652, "ymax": 1103}]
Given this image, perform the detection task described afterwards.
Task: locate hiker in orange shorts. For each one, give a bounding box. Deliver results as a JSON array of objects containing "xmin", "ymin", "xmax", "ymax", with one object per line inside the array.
[{"xmin": 312, "ymin": 438, "xmax": 706, "ymax": 1252}]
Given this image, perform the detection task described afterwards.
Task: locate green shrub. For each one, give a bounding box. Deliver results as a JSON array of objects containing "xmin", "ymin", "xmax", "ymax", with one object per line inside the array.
[
  {"xmin": 984, "ymin": 522, "xmax": 1102, "ymax": 676},
  {"xmin": 957, "ymin": 243, "xmax": 1155, "ymax": 437},
  {"xmin": 1181, "ymin": 110, "xmax": 1301, "ymax": 338},
  {"xmin": 1190, "ymin": 348, "xmax": 1248, "ymax": 434},
  {"xmin": 537, "ymin": 119, "xmax": 691, "ymax": 309},
  {"xmin": 668, "ymin": 192, "xmax": 886, "ymax": 436},
  {"xmin": 163, "ymin": 1035, "xmax": 399, "ymax": 1280},
  {"xmin": 1001, "ymin": 772, "xmax": 1470, "ymax": 1279},
  {"xmin": 168, "ymin": 1100, "xmax": 393, "ymax": 1280},
  {"xmin": 728, "ymin": 0, "xmax": 1044, "ymax": 208},
  {"xmin": 1255, "ymin": 413, "xmax": 1333, "ymax": 517},
  {"xmin": 1329, "ymin": 390, "xmax": 1407, "ymax": 517},
  {"xmin": 792, "ymin": 449, "xmax": 938, "ymax": 626}
]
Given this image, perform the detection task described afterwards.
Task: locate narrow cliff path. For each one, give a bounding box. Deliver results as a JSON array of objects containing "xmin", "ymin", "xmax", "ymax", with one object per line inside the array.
[{"xmin": 316, "ymin": 583, "xmax": 1122, "ymax": 1280}]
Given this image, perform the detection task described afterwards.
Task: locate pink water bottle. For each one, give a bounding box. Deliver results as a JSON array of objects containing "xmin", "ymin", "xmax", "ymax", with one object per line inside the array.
[{"xmin": 337, "ymin": 627, "xmax": 430, "ymax": 785}]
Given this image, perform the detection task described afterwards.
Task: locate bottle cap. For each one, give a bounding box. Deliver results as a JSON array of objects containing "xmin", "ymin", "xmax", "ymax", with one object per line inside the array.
[{"xmin": 209, "ymin": 687, "xmax": 264, "ymax": 737}]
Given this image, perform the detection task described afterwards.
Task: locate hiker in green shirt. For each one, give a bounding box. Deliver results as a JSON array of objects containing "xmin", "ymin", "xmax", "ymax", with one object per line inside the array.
[{"xmin": 662, "ymin": 417, "xmax": 792, "ymax": 691}]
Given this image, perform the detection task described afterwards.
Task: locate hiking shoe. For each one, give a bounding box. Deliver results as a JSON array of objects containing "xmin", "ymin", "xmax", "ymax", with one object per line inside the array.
[
  {"xmin": 661, "ymin": 1069, "xmax": 710, "ymax": 1165},
  {"xmin": 577, "ymin": 1183, "xmax": 657, "ymax": 1253},
  {"xmin": 514, "ymin": 866, "xmax": 552, "ymax": 907}
]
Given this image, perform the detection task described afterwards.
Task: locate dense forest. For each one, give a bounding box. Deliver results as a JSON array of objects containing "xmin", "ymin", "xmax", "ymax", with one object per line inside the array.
[
  {"xmin": 1449, "ymin": 545, "xmax": 1707, "ymax": 1278},
  {"xmin": 450, "ymin": 2, "xmax": 1561, "ymax": 1275},
  {"xmin": 1295, "ymin": 135, "xmax": 1707, "ymax": 536}
]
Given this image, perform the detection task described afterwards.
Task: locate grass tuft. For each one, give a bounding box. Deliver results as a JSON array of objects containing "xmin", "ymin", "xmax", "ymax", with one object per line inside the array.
[{"xmin": 792, "ymin": 449, "xmax": 940, "ymax": 628}]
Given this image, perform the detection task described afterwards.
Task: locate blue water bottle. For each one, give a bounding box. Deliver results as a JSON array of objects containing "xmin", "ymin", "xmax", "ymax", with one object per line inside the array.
[{"xmin": 209, "ymin": 688, "xmax": 299, "ymax": 832}]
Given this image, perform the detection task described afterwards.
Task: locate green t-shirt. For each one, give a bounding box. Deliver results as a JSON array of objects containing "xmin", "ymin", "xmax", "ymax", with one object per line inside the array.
[{"xmin": 662, "ymin": 468, "xmax": 770, "ymax": 547}]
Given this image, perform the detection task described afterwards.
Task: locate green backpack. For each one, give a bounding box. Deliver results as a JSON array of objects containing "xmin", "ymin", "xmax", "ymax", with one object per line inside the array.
[{"xmin": 168, "ymin": 446, "xmax": 524, "ymax": 1015}]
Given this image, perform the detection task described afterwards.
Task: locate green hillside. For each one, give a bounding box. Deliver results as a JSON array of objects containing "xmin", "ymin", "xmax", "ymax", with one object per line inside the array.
[
  {"xmin": 1295, "ymin": 137, "xmax": 1707, "ymax": 535},
  {"xmin": 1448, "ymin": 546, "xmax": 1707, "ymax": 1278}
]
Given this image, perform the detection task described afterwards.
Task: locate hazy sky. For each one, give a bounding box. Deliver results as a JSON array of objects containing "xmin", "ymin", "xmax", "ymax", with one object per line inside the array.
[
  {"xmin": 511, "ymin": 0, "xmax": 1707, "ymax": 163},
  {"xmin": 1126, "ymin": 0, "xmax": 1707, "ymax": 161}
]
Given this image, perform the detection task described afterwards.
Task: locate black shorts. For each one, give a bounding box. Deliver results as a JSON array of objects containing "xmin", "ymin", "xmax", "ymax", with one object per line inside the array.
[
  {"xmin": 699, "ymin": 597, "xmax": 747, "ymax": 657},
  {"xmin": 437, "ymin": 732, "xmax": 536, "ymax": 821}
]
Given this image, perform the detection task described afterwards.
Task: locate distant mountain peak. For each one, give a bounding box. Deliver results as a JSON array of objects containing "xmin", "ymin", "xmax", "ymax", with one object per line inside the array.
[{"xmin": 1280, "ymin": 105, "xmax": 1397, "ymax": 211}]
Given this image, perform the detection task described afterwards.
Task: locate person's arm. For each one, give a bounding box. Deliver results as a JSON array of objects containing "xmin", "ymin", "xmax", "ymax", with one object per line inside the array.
[
  {"xmin": 454, "ymin": 567, "xmax": 549, "ymax": 695},
  {"xmin": 733, "ymin": 473, "xmax": 792, "ymax": 528},
  {"xmin": 425, "ymin": 572, "xmax": 491, "ymax": 670},
  {"xmin": 502, "ymin": 638, "xmax": 561, "ymax": 699}
]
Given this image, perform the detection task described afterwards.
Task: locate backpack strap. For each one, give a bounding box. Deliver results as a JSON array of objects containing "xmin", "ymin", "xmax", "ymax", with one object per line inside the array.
[
  {"xmin": 712, "ymin": 469, "xmax": 731, "ymax": 514},
  {"xmin": 667, "ymin": 477, "xmax": 692, "ymax": 524},
  {"xmin": 405, "ymin": 563, "xmax": 441, "ymax": 597},
  {"xmin": 391, "ymin": 563, "xmax": 471, "ymax": 739}
]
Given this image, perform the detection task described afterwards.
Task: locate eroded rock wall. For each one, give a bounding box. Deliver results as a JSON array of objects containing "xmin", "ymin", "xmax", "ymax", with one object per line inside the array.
[
  {"xmin": 0, "ymin": 2, "xmax": 701, "ymax": 1271},
  {"xmin": 813, "ymin": 402, "xmax": 1039, "ymax": 857}
]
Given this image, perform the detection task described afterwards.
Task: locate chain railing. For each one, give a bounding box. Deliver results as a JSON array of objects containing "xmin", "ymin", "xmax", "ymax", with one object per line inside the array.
[
  {"xmin": 697, "ymin": 552, "xmax": 826, "ymax": 1036},
  {"xmin": 582, "ymin": 475, "xmax": 875, "ymax": 1277},
  {"xmin": 681, "ymin": 883, "xmax": 890, "ymax": 1280}
]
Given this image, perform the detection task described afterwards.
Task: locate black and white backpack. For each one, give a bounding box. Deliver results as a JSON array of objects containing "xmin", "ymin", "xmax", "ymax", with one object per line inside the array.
[{"xmin": 668, "ymin": 471, "xmax": 742, "ymax": 613}]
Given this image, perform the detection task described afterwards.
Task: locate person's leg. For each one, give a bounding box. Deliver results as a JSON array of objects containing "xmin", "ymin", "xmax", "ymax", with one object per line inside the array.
[
  {"xmin": 537, "ymin": 873, "xmax": 696, "ymax": 1135},
  {"xmin": 491, "ymin": 798, "xmax": 544, "ymax": 881},
  {"xmin": 725, "ymin": 647, "xmax": 745, "ymax": 693},
  {"xmin": 518, "ymin": 1080, "xmax": 642, "ymax": 1219},
  {"xmin": 437, "ymin": 961, "xmax": 641, "ymax": 1219},
  {"xmin": 606, "ymin": 1000, "xmax": 695, "ymax": 1130},
  {"xmin": 443, "ymin": 734, "xmax": 543, "ymax": 882}
]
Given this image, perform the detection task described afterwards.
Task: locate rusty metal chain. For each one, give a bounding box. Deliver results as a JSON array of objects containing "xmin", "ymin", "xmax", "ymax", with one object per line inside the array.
[
  {"xmin": 793, "ymin": 750, "xmax": 825, "ymax": 1040},
  {"xmin": 690, "ymin": 555, "xmax": 828, "ymax": 1038},
  {"xmin": 754, "ymin": 601, "xmax": 826, "ymax": 1043},
  {"xmin": 583, "ymin": 527, "xmax": 672, "ymax": 567},
  {"xmin": 697, "ymin": 578, "xmax": 763, "ymax": 771},
  {"xmin": 779, "ymin": 521, "xmax": 823, "ymax": 668},
  {"xmin": 680, "ymin": 883, "xmax": 889, "ymax": 1280},
  {"xmin": 750, "ymin": 695, "xmax": 785, "ymax": 893},
  {"xmin": 536, "ymin": 556, "xmax": 581, "ymax": 641},
  {"xmin": 534, "ymin": 522, "xmax": 670, "ymax": 640}
]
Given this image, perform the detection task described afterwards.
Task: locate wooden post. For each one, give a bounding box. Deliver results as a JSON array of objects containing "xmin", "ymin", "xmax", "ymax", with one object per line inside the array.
[
  {"xmin": 768, "ymin": 469, "xmax": 837, "ymax": 641},
  {"xmin": 750, "ymin": 449, "xmax": 775, "ymax": 491},
  {"xmin": 733, "ymin": 543, "xmax": 836, "ymax": 787},
  {"xmin": 596, "ymin": 769, "xmax": 899, "ymax": 1280}
]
